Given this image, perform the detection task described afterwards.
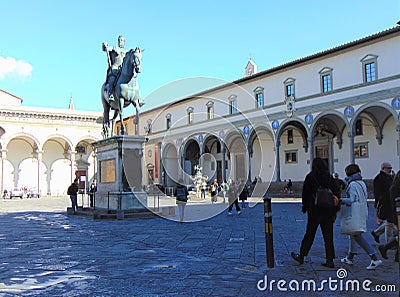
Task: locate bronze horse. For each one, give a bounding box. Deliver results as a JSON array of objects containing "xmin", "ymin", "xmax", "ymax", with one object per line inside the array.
[{"xmin": 101, "ymin": 47, "xmax": 143, "ymax": 138}]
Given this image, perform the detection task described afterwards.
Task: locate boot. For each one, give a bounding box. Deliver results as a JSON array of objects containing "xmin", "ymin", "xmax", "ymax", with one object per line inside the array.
[
  {"xmin": 291, "ymin": 252, "xmax": 304, "ymax": 264},
  {"xmin": 378, "ymin": 239, "xmax": 397, "ymax": 259}
]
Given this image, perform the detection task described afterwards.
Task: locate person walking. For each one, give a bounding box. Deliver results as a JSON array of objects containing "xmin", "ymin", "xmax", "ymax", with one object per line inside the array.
[
  {"xmin": 88, "ymin": 181, "xmax": 97, "ymax": 208},
  {"xmin": 239, "ymin": 181, "xmax": 248, "ymax": 208},
  {"xmin": 333, "ymin": 173, "xmax": 346, "ymax": 197},
  {"xmin": 220, "ymin": 180, "xmax": 228, "ymax": 203},
  {"xmin": 378, "ymin": 170, "xmax": 399, "ymax": 262},
  {"xmin": 371, "ymin": 162, "xmax": 395, "ymax": 243},
  {"xmin": 201, "ymin": 181, "xmax": 207, "ymax": 199},
  {"xmin": 175, "ymin": 179, "xmax": 189, "ymax": 224},
  {"xmin": 67, "ymin": 178, "xmax": 79, "ymax": 214},
  {"xmin": 210, "ymin": 179, "xmax": 219, "ymax": 203},
  {"xmin": 291, "ymin": 158, "xmax": 340, "ymax": 268},
  {"xmin": 340, "ymin": 164, "xmax": 383, "ymax": 270},
  {"xmin": 227, "ymin": 179, "xmax": 241, "ymax": 216}
]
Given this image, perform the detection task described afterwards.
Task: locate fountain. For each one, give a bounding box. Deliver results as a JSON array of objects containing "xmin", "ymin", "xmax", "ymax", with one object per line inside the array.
[{"xmin": 190, "ymin": 165, "xmax": 209, "ymax": 198}]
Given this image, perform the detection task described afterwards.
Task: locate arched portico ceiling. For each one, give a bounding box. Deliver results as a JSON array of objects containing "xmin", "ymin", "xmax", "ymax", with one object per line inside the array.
[
  {"xmin": 43, "ymin": 136, "xmax": 73, "ymax": 155},
  {"xmin": 248, "ymin": 125, "xmax": 274, "ymax": 147},
  {"xmin": 277, "ymin": 120, "xmax": 308, "ymax": 152},
  {"xmin": 313, "ymin": 114, "xmax": 346, "ymax": 149},
  {"xmin": 183, "ymin": 138, "xmax": 200, "ymax": 159},
  {"xmin": 203, "ymin": 134, "xmax": 220, "ymax": 154},
  {"xmin": 162, "ymin": 142, "xmax": 178, "ymax": 159},
  {"xmin": 353, "ymin": 104, "xmax": 395, "ymax": 145},
  {"xmin": 6, "ymin": 133, "xmax": 39, "ymax": 151}
]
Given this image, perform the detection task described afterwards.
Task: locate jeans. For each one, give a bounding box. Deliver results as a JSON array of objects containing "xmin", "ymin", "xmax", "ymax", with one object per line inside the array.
[
  {"xmin": 374, "ymin": 221, "xmax": 395, "ymax": 243},
  {"xmin": 348, "ymin": 233, "xmax": 376, "ymax": 256},
  {"xmin": 70, "ymin": 195, "xmax": 78, "ymax": 213}
]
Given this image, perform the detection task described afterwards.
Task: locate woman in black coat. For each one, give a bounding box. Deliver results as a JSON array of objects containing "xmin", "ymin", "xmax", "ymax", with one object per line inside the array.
[
  {"xmin": 378, "ymin": 170, "xmax": 400, "ymax": 262},
  {"xmin": 291, "ymin": 158, "xmax": 340, "ymax": 268}
]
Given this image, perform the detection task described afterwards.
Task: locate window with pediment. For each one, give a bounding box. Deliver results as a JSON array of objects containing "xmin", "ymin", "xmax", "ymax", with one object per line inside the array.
[
  {"xmin": 166, "ymin": 113, "xmax": 171, "ymax": 129},
  {"xmin": 187, "ymin": 107, "xmax": 194, "ymax": 124},
  {"xmin": 206, "ymin": 101, "xmax": 214, "ymax": 120},
  {"xmin": 361, "ymin": 54, "xmax": 378, "ymax": 83},
  {"xmin": 319, "ymin": 67, "xmax": 333, "ymax": 93},
  {"xmin": 284, "ymin": 78, "xmax": 295, "ymax": 98},
  {"xmin": 228, "ymin": 95, "xmax": 237, "ymax": 115},
  {"xmin": 254, "ymin": 86, "xmax": 264, "ymax": 109}
]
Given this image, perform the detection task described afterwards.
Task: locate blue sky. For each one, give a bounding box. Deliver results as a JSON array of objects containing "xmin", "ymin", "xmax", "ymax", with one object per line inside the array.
[{"xmin": 0, "ymin": 0, "xmax": 399, "ymax": 113}]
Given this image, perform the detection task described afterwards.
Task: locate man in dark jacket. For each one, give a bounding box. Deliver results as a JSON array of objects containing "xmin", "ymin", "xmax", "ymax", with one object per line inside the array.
[
  {"xmin": 371, "ymin": 162, "xmax": 394, "ymax": 243},
  {"xmin": 68, "ymin": 178, "xmax": 79, "ymax": 214}
]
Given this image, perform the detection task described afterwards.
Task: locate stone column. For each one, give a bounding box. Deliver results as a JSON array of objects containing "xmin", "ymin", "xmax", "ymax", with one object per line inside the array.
[
  {"xmin": 70, "ymin": 152, "xmax": 76, "ymax": 183},
  {"xmin": 221, "ymin": 143, "xmax": 226, "ymax": 182},
  {"xmin": 1, "ymin": 149, "xmax": 7, "ymax": 195},
  {"xmin": 275, "ymin": 139, "xmax": 281, "ymax": 182},
  {"xmin": 348, "ymin": 131, "xmax": 355, "ymax": 164},
  {"xmin": 308, "ymin": 137, "xmax": 314, "ymax": 170},
  {"xmin": 36, "ymin": 150, "xmax": 43, "ymax": 195},
  {"xmin": 247, "ymin": 144, "xmax": 252, "ymax": 183},
  {"xmin": 397, "ymin": 124, "xmax": 400, "ymax": 169}
]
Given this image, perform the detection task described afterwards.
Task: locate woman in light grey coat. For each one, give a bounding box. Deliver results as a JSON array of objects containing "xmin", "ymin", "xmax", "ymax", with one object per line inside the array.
[{"xmin": 340, "ymin": 164, "xmax": 382, "ymax": 270}]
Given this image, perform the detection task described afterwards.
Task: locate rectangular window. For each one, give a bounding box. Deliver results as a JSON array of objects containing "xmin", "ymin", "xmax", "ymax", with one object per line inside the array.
[
  {"xmin": 188, "ymin": 111, "xmax": 193, "ymax": 124},
  {"xmin": 230, "ymin": 100, "xmax": 237, "ymax": 115},
  {"xmin": 355, "ymin": 119, "xmax": 363, "ymax": 136},
  {"xmin": 354, "ymin": 142, "xmax": 368, "ymax": 158},
  {"xmin": 285, "ymin": 150, "xmax": 297, "ymax": 164},
  {"xmin": 286, "ymin": 84, "xmax": 294, "ymax": 97},
  {"xmin": 166, "ymin": 118, "xmax": 171, "ymax": 129},
  {"xmin": 365, "ymin": 62, "xmax": 376, "ymax": 82},
  {"xmin": 322, "ymin": 74, "xmax": 332, "ymax": 93},
  {"xmin": 256, "ymin": 93, "xmax": 263, "ymax": 108},
  {"xmin": 207, "ymin": 106, "xmax": 214, "ymax": 120},
  {"xmin": 287, "ymin": 129, "xmax": 293, "ymax": 144}
]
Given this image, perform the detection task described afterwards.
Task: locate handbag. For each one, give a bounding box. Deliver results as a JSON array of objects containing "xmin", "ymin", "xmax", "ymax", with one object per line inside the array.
[{"xmin": 340, "ymin": 182, "xmax": 367, "ymax": 234}]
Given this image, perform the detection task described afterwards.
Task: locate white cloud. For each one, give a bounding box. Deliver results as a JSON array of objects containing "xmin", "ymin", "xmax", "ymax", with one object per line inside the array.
[{"xmin": 0, "ymin": 55, "xmax": 33, "ymax": 80}]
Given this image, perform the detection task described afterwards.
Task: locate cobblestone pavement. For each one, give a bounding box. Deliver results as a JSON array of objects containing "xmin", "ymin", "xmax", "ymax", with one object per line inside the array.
[{"xmin": 0, "ymin": 197, "xmax": 398, "ymax": 296}]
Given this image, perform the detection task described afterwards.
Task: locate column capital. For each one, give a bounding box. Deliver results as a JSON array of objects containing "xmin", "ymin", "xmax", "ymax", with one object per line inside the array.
[{"xmin": 1, "ymin": 149, "xmax": 7, "ymax": 160}]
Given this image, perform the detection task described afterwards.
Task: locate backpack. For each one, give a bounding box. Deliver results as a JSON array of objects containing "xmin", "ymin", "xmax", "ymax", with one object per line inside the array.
[{"xmin": 67, "ymin": 184, "xmax": 75, "ymax": 195}]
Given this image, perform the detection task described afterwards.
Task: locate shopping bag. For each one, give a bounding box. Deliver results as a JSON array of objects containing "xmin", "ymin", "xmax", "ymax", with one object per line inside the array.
[{"xmin": 340, "ymin": 202, "xmax": 367, "ymax": 235}]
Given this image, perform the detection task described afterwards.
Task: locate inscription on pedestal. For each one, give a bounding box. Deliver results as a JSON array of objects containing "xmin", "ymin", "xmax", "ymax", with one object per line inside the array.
[{"xmin": 100, "ymin": 159, "xmax": 116, "ymax": 183}]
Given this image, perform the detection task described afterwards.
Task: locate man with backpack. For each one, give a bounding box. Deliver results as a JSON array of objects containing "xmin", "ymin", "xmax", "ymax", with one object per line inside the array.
[{"xmin": 67, "ymin": 178, "xmax": 79, "ymax": 214}]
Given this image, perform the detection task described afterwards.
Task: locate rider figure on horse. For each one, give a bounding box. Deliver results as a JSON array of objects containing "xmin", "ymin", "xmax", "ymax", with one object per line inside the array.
[{"xmin": 102, "ymin": 35, "xmax": 128, "ymax": 104}]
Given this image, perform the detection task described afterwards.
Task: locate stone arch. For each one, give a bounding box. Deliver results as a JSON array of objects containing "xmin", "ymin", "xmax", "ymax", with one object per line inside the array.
[
  {"xmin": 312, "ymin": 111, "xmax": 348, "ymax": 149},
  {"xmin": 248, "ymin": 124, "xmax": 275, "ymax": 183},
  {"xmin": 161, "ymin": 142, "xmax": 179, "ymax": 188},
  {"xmin": 181, "ymin": 138, "xmax": 201, "ymax": 178},
  {"xmin": 202, "ymin": 134, "xmax": 222, "ymax": 182},
  {"xmin": 4, "ymin": 133, "xmax": 42, "ymax": 193},
  {"xmin": 277, "ymin": 118, "xmax": 309, "ymax": 152},
  {"xmin": 223, "ymin": 129, "xmax": 248, "ymax": 182},
  {"xmin": 351, "ymin": 102, "xmax": 397, "ymax": 145}
]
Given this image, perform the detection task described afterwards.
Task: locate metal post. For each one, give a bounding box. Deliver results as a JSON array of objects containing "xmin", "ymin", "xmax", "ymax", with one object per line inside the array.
[
  {"xmin": 107, "ymin": 192, "xmax": 110, "ymax": 214},
  {"xmin": 396, "ymin": 197, "xmax": 400, "ymax": 261},
  {"xmin": 263, "ymin": 196, "xmax": 274, "ymax": 268}
]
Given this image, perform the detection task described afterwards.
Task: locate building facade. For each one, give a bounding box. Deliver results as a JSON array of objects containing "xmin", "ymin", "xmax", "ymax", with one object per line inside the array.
[
  {"xmin": 118, "ymin": 26, "xmax": 400, "ymax": 190},
  {"xmin": 0, "ymin": 91, "xmax": 103, "ymax": 196}
]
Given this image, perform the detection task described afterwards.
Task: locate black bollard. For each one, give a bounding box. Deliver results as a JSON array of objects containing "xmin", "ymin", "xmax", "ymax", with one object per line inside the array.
[
  {"xmin": 263, "ymin": 196, "xmax": 274, "ymax": 268},
  {"xmin": 396, "ymin": 197, "xmax": 400, "ymax": 260}
]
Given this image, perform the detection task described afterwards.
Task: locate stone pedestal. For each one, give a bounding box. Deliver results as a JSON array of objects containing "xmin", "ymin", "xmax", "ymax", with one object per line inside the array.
[{"xmin": 92, "ymin": 136, "xmax": 148, "ymax": 210}]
